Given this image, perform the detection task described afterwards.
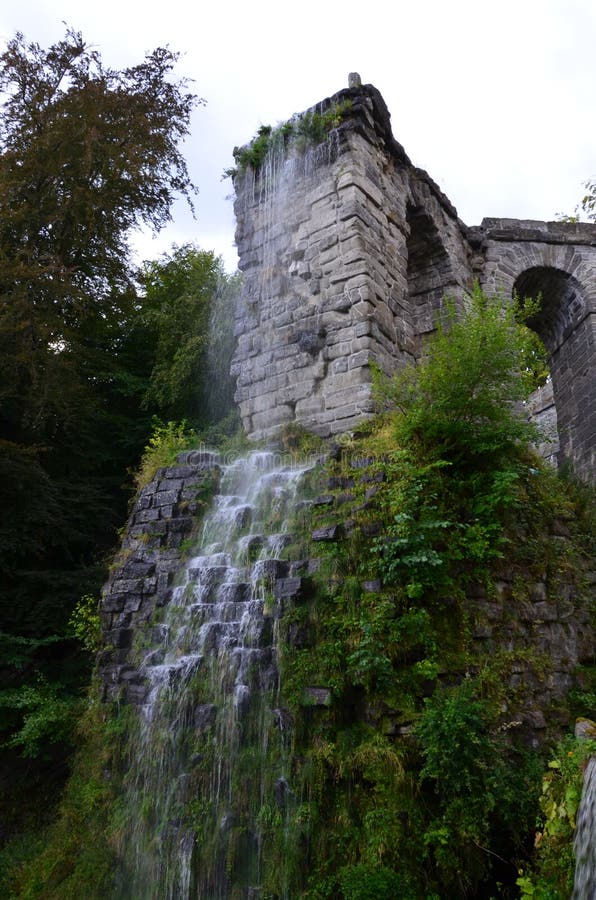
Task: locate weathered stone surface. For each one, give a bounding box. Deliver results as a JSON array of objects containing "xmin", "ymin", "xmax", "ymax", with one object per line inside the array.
[
  {"xmin": 312, "ymin": 525, "xmax": 342, "ymax": 542},
  {"xmin": 232, "ymin": 82, "xmax": 595, "ymax": 481},
  {"xmin": 273, "ymin": 577, "xmax": 304, "ymax": 602},
  {"xmin": 99, "ymin": 460, "xmax": 221, "ymax": 701}
]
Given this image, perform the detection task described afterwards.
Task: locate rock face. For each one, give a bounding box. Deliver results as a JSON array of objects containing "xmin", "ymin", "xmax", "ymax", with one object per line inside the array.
[
  {"xmin": 101, "ymin": 451, "xmax": 594, "ymax": 744},
  {"xmin": 232, "ymin": 82, "xmax": 596, "ymax": 481},
  {"xmin": 99, "ymin": 456, "xmax": 220, "ymax": 702}
]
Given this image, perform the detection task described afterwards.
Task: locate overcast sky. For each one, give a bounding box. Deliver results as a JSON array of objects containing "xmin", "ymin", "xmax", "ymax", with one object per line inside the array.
[{"xmin": 1, "ymin": 0, "xmax": 594, "ymax": 272}]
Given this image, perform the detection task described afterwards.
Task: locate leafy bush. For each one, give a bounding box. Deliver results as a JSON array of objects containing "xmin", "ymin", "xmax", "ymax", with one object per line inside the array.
[
  {"xmin": 517, "ymin": 736, "xmax": 596, "ymax": 898},
  {"xmin": 416, "ymin": 680, "xmax": 541, "ymax": 893},
  {"xmin": 68, "ymin": 595, "xmax": 101, "ymax": 654},
  {"xmin": 375, "ymin": 285, "xmax": 541, "ymax": 467},
  {"xmin": 0, "ymin": 678, "xmax": 81, "ymax": 759},
  {"xmin": 134, "ymin": 418, "xmax": 200, "ymax": 488},
  {"xmin": 339, "ymin": 863, "xmax": 413, "ymax": 899}
]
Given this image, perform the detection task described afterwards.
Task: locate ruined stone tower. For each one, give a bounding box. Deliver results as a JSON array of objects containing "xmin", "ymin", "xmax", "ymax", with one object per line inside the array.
[{"xmin": 231, "ymin": 81, "xmax": 596, "ymax": 481}]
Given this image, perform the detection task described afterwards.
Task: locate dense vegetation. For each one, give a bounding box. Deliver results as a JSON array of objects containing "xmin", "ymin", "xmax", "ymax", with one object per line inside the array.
[
  {"xmin": 4, "ymin": 288, "xmax": 593, "ymax": 899},
  {"xmin": 0, "ymin": 29, "xmax": 238, "ymax": 853},
  {"xmin": 271, "ymin": 294, "xmax": 594, "ymax": 899}
]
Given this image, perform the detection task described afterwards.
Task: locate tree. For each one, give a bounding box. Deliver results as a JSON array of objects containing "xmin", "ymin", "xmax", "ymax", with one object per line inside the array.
[
  {"xmin": 0, "ymin": 28, "xmax": 199, "ymax": 455},
  {"xmin": 139, "ymin": 244, "xmax": 239, "ymax": 426},
  {"xmin": 580, "ymin": 179, "xmax": 596, "ymax": 221},
  {"xmin": 0, "ymin": 27, "xmax": 200, "ymax": 830}
]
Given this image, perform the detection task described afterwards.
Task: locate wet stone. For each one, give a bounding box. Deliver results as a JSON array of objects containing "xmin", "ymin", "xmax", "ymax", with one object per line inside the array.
[
  {"xmin": 311, "ymin": 494, "xmax": 335, "ymax": 507},
  {"xmin": 218, "ymin": 582, "xmax": 253, "ymax": 603},
  {"xmin": 127, "ymin": 683, "xmax": 148, "ymax": 704},
  {"xmin": 233, "ymin": 505, "xmax": 253, "ymax": 530},
  {"xmin": 312, "ymin": 524, "xmax": 342, "ymax": 541},
  {"xmin": 274, "ymin": 577, "xmax": 303, "ymax": 601},
  {"xmin": 362, "ymin": 579, "xmax": 381, "ymax": 593},
  {"xmin": 359, "ymin": 470, "xmax": 385, "ymax": 484},
  {"xmin": 120, "ymin": 560, "xmax": 156, "ymax": 579},
  {"xmin": 193, "ymin": 703, "xmax": 217, "ymax": 732},
  {"xmin": 253, "ymin": 558, "xmax": 290, "ymax": 581},
  {"xmin": 350, "ymin": 456, "xmax": 375, "ymax": 469},
  {"xmin": 361, "ymin": 521, "xmax": 382, "ymax": 538},
  {"xmin": 327, "ymin": 475, "xmax": 354, "ymax": 490},
  {"xmin": 188, "ymin": 565, "xmax": 229, "ymax": 588}
]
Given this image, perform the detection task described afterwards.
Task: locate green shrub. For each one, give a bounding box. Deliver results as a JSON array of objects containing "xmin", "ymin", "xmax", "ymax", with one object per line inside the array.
[
  {"xmin": 339, "ymin": 863, "xmax": 414, "ymax": 899},
  {"xmin": 134, "ymin": 418, "xmax": 200, "ymax": 488},
  {"xmin": 0, "ymin": 678, "xmax": 82, "ymax": 759},
  {"xmin": 517, "ymin": 735, "xmax": 596, "ymax": 899},
  {"xmin": 375, "ymin": 285, "xmax": 541, "ymax": 467}
]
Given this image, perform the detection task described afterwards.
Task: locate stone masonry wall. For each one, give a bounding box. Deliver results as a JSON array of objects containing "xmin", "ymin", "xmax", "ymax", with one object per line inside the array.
[
  {"xmin": 98, "ymin": 452, "xmax": 220, "ymax": 703},
  {"xmin": 232, "ymin": 86, "xmax": 473, "ymax": 441},
  {"xmin": 232, "ymin": 82, "xmax": 596, "ymax": 480}
]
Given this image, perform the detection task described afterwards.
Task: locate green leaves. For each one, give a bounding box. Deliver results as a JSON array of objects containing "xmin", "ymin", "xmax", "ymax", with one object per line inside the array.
[
  {"xmin": 0, "ymin": 677, "xmax": 82, "ymax": 759},
  {"xmin": 378, "ymin": 285, "xmax": 541, "ymax": 467},
  {"xmin": 138, "ymin": 244, "xmax": 238, "ymax": 425},
  {"xmin": 230, "ymin": 100, "xmax": 352, "ymax": 175}
]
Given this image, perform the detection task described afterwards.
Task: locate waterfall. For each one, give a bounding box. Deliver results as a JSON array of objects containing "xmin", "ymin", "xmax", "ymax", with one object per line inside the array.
[
  {"xmin": 117, "ymin": 450, "xmax": 309, "ymax": 899},
  {"xmin": 572, "ymin": 755, "xmax": 596, "ymax": 900}
]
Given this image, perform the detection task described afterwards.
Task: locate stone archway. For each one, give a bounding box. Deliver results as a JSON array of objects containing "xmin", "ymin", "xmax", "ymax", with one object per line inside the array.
[
  {"xmin": 512, "ymin": 265, "xmax": 595, "ymax": 479},
  {"xmin": 406, "ymin": 204, "xmax": 454, "ymax": 346}
]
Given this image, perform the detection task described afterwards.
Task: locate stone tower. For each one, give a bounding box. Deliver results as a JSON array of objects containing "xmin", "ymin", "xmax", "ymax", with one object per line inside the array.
[{"xmin": 231, "ymin": 82, "xmax": 596, "ymax": 481}]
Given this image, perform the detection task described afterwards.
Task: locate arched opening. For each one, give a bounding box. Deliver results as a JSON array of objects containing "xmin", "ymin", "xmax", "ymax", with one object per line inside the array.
[
  {"xmin": 513, "ymin": 266, "xmax": 592, "ymax": 477},
  {"xmin": 514, "ymin": 266, "xmax": 583, "ymax": 351},
  {"xmin": 406, "ymin": 205, "xmax": 454, "ymax": 348}
]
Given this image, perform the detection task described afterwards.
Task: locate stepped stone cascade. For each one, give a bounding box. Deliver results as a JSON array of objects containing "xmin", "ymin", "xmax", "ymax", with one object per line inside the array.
[
  {"xmin": 100, "ymin": 447, "xmax": 594, "ymax": 895},
  {"xmin": 102, "ymin": 451, "xmax": 312, "ymax": 899},
  {"xmin": 232, "ymin": 80, "xmax": 596, "ymax": 481}
]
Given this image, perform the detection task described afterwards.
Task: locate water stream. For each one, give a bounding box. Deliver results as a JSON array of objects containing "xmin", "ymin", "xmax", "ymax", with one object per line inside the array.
[
  {"xmin": 119, "ymin": 451, "xmax": 309, "ymax": 899},
  {"xmin": 572, "ymin": 755, "xmax": 596, "ymax": 899}
]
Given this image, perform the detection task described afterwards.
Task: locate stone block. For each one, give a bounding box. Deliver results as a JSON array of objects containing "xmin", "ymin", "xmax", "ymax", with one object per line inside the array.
[
  {"xmin": 312, "ymin": 524, "xmax": 342, "ymax": 542},
  {"xmin": 302, "ymin": 687, "xmax": 332, "ymax": 707}
]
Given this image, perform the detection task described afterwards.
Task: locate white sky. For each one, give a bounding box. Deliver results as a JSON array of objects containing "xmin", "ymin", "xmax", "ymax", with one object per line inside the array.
[{"xmin": 1, "ymin": 0, "xmax": 595, "ymax": 272}]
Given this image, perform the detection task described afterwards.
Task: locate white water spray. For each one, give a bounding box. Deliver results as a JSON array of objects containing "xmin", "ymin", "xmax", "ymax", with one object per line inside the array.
[{"xmin": 118, "ymin": 451, "xmax": 310, "ymax": 899}]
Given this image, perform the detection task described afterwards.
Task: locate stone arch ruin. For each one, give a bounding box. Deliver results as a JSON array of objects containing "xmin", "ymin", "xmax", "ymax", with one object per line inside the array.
[{"xmin": 231, "ymin": 82, "xmax": 596, "ymax": 481}]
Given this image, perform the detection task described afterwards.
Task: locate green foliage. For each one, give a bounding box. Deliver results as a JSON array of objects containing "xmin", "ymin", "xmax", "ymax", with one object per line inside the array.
[
  {"xmin": 68, "ymin": 595, "xmax": 101, "ymax": 654},
  {"xmin": 8, "ymin": 697, "xmax": 130, "ymax": 899},
  {"xmin": 139, "ymin": 245, "xmax": 239, "ymax": 425},
  {"xmin": 338, "ymin": 863, "xmax": 412, "ymax": 899},
  {"xmin": 230, "ymin": 100, "xmax": 352, "ymax": 175},
  {"xmin": 134, "ymin": 418, "xmax": 200, "ymax": 489},
  {"xmin": 580, "ymin": 177, "xmax": 596, "ymax": 221},
  {"xmin": 273, "ymin": 287, "xmax": 594, "ymax": 897},
  {"xmin": 0, "ymin": 26, "xmax": 200, "ymax": 818},
  {"xmin": 517, "ymin": 736, "xmax": 596, "ymax": 899},
  {"xmin": 0, "ymin": 678, "xmax": 81, "ymax": 759},
  {"xmin": 375, "ymin": 285, "xmax": 540, "ymax": 466}
]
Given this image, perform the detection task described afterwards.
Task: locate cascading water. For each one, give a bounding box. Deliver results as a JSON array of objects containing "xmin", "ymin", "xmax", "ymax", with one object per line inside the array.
[
  {"xmin": 117, "ymin": 451, "xmax": 310, "ymax": 899},
  {"xmin": 572, "ymin": 755, "xmax": 596, "ymax": 899}
]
